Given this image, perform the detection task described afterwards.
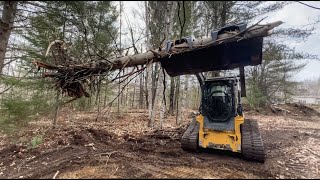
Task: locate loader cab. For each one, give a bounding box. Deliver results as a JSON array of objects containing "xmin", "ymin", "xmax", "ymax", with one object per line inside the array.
[
  {"xmin": 201, "ymin": 78, "xmax": 237, "ymax": 122},
  {"xmin": 196, "ymin": 76, "xmax": 243, "ymax": 131}
]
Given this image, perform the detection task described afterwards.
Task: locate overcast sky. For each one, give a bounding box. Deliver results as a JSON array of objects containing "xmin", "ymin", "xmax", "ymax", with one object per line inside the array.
[
  {"xmin": 121, "ymin": 1, "xmax": 320, "ymax": 82},
  {"xmin": 264, "ymin": 1, "xmax": 320, "ymax": 82}
]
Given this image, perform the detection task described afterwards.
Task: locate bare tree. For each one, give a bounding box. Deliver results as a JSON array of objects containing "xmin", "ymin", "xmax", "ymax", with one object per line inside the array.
[
  {"xmin": 117, "ymin": 1, "xmax": 123, "ymax": 116},
  {"xmin": 168, "ymin": 2, "xmax": 178, "ymax": 116},
  {"xmin": 0, "ymin": 1, "xmax": 18, "ymax": 75},
  {"xmin": 158, "ymin": 1, "xmax": 176, "ymax": 128},
  {"xmin": 145, "ymin": 1, "xmax": 154, "ymax": 127}
]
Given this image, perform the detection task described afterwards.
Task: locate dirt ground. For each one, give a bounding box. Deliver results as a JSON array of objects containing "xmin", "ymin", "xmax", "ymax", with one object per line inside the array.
[{"xmin": 0, "ymin": 104, "xmax": 319, "ymax": 179}]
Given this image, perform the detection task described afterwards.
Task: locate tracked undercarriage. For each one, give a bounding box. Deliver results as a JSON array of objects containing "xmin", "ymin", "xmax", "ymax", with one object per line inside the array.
[
  {"xmin": 181, "ymin": 119, "xmax": 200, "ymax": 152},
  {"xmin": 241, "ymin": 119, "xmax": 265, "ymax": 162},
  {"xmin": 181, "ymin": 118, "xmax": 265, "ymax": 162}
]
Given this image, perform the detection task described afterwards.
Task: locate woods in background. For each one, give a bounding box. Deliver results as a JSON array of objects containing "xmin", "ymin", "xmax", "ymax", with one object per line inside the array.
[{"xmin": 0, "ymin": 1, "xmax": 318, "ymax": 132}]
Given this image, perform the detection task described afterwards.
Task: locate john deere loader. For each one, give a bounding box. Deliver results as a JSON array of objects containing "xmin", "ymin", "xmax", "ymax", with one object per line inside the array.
[
  {"xmin": 160, "ymin": 22, "xmax": 267, "ymax": 163},
  {"xmin": 180, "ymin": 74, "xmax": 265, "ymax": 162}
]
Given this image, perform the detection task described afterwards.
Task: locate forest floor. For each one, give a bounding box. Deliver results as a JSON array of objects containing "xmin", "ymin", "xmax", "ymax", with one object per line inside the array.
[{"xmin": 0, "ymin": 103, "xmax": 319, "ymax": 179}]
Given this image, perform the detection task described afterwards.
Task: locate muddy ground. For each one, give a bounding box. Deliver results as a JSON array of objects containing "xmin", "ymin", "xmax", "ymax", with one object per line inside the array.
[{"xmin": 0, "ymin": 104, "xmax": 319, "ymax": 179}]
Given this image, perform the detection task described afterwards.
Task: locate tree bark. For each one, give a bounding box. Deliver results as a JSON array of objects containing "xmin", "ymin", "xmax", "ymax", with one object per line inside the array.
[
  {"xmin": 175, "ymin": 76, "xmax": 181, "ymax": 125},
  {"xmin": 168, "ymin": 1, "xmax": 177, "ymax": 116},
  {"xmin": 220, "ymin": 1, "xmax": 227, "ymax": 27},
  {"xmin": 168, "ymin": 77, "xmax": 175, "ymax": 115},
  {"xmin": 0, "ymin": 1, "xmax": 18, "ymax": 75},
  {"xmin": 159, "ymin": 0, "xmax": 175, "ymax": 128},
  {"xmin": 147, "ymin": 64, "xmax": 154, "ymax": 127},
  {"xmin": 211, "ymin": 1, "xmax": 228, "ymax": 78},
  {"xmin": 150, "ymin": 63, "xmax": 160, "ymax": 128},
  {"xmin": 132, "ymin": 77, "xmax": 137, "ymax": 108},
  {"xmin": 158, "ymin": 70, "xmax": 165, "ymax": 129},
  {"xmin": 145, "ymin": 69, "xmax": 149, "ymax": 109},
  {"xmin": 177, "ymin": 75, "xmax": 189, "ymax": 124},
  {"xmin": 53, "ymin": 90, "xmax": 60, "ymax": 129},
  {"xmin": 125, "ymin": 72, "xmax": 129, "ymax": 107},
  {"xmin": 103, "ymin": 81, "xmax": 108, "ymax": 108},
  {"xmin": 145, "ymin": 1, "xmax": 155, "ymax": 128},
  {"xmin": 117, "ymin": 69, "xmax": 121, "ymax": 115},
  {"xmin": 151, "ymin": 63, "xmax": 159, "ymax": 109},
  {"xmin": 139, "ymin": 69, "xmax": 144, "ymax": 108}
]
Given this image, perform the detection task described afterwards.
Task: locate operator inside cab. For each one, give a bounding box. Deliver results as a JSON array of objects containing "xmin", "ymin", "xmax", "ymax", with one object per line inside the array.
[{"xmin": 202, "ymin": 81, "xmax": 234, "ymax": 122}]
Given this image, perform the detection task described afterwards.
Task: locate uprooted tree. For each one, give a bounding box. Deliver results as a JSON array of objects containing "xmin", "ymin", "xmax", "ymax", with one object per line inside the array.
[{"xmin": 32, "ymin": 21, "xmax": 283, "ymax": 101}]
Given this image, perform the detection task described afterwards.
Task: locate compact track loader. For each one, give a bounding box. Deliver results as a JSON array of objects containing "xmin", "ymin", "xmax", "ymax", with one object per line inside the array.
[
  {"xmin": 181, "ymin": 74, "xmax": 265, "ymax": 163},
  {"xmin": 159, "ymin": 22, "xmax": 267, "ymax": 163}
]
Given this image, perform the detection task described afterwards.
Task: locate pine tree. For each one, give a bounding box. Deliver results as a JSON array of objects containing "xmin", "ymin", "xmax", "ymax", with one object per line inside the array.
[
  {"xmin": 0, "ymin": 1, "xmax": 119, "ymax": 132},
  {"xmin": 246, "ymin": 41, "xmax": 312, "ymax": 107}
]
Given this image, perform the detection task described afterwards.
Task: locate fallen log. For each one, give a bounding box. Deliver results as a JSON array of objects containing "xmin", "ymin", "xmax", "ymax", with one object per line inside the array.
[
  {"xmin": 33, "ymin": 20, "xmax": 283, "ymax": 98},
  {"xmin": 270, "ymin": 105, "xmax": 291, "ymax": 114}
]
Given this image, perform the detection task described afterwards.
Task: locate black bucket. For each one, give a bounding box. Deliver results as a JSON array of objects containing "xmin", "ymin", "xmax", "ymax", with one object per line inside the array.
[{"xmin": 160, "ymin": 37, "xmax": 263, "ymax": 77}]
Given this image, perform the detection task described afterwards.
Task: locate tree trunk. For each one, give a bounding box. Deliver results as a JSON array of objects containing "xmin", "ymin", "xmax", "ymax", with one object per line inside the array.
[
  {"xmin": 0, "ymin": 1, "xmax": 18, "ymax": 75},
  {"xmin": 220, "ymin": 1, "xmax": 227, "ymax": 27},
  {"xmin": 103, "ymin": 81, "xmax": 108, "ymax": 108},
  {"xmin": 183, "ymin": 75, "xmax": 190, "ymax": 108},
  {"xmin": 166, "ymin": 1, "xmax": 177, "ymax": 116},
  {"xmin": 168, "ymin": 77, "xmax": 175, "ymax": 115},
  {"xmin": 120, "ymin": 69, "xmax": 125, "ymax": 106},
  {"xmin": 150, "ymin": 63, "xmax": 160, "ymax": 128},
  {"xmin": 210, "ymin": 1, "xmax": 228, "ymax": 78},
  {"xmin": 157, "ymin": 67, "xmax": 165, "ymax": 129},
  {"xmin": 35, "ymin": 21, "xmax": 283, "ymax": 102},
  {"xmin": 145, "ymin": 68, "xmax": 149, "ymax": 109},
  {"xmin": 37, "ymin": 21, "xmax": 282, "ymax": 78},
  {"xmin": 125, "ymin": 69, "xmax": 129, "ymax": 107},
  {"xmin": 53, "ymin": 90, "xmax": 60, "ymax": 129},
  {"xmin": 132, "ymin": 77, "xmax": 137, "ymax": 108},
  {"xmin": 147, "ymin": 64, "xmax": 153, "ymax": 127},
  {"xmin": 175, "ymin": 76, "xmax": 181, "ymax": 125},
  {"xmin": 117, "ymin": 1, "xmax": 123, "ymax": 115},
  {"xmin": 213, "ymin": 3, "xmax": 218, "ymax": 29},
  {"xmin": 190, "ymin": 1, "xmax": 195, "ymax": 36},
  {"xmin": 96, "ymin": 78, "xmax": 102, "ymax": 115},
  {"xmin": 178, "ymin": 75, "xmax": 189, "ymax": 124},
  {"xmin": 151, "ymin": 63, "xmax": 159, "ymax": 109},
  {"xmin": 195, "ymin": 84, "xmax": 200, "ymax": 109},
  {"xmin": 145, "ymin": 1, "xmax": 155, "ymax": 128},
  {"xmin": 168, "ymin": 1, "xmax": 176, "ymax": 36},
  {"xmin": 159, "ymin": 0, "xmax": 175, "ymax": 128},
  {"xmin": 117, "ymin": 69, "xmax": 121, "ymax": 115},
  {"xmin": 139, "ymin": 68, "xmax": 144, "ymax": 108}
]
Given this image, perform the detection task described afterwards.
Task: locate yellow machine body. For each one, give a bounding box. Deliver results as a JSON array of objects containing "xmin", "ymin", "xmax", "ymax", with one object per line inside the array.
[
  {"xmin": 196, "ymin": 114, "xmax": 244, "ymax": 153},
  {"xmin": 181, "ymin": 76, "xmax": 265, "ymax": 162}
]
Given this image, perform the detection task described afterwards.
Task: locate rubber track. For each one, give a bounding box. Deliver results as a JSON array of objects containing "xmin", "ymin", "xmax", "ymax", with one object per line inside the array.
[
  {"xmin": 181, "ymin": 118, "xmax": 199, "ymax": 152},
  {"xmin": 241, "ymin": 119, "xmax": 265, "ymax": 163}
]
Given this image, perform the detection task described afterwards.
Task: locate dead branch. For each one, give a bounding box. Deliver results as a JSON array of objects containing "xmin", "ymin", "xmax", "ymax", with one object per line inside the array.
[{"xmin": 53, "ymin": 170, "xmax": 59, "ymax": 179}]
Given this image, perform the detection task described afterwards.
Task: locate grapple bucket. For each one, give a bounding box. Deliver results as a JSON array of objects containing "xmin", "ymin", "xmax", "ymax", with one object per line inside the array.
[{"xmin": 160, "ymin": 36, "xmax": 263, "ymax": 77}]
